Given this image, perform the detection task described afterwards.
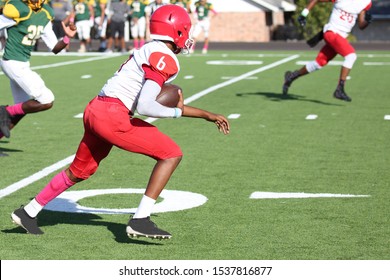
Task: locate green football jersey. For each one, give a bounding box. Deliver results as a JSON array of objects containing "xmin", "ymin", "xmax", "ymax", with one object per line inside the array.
[
  {"xmin": 3, "ymin": 0, "xmax": 54, "ymax": 62},
  {"xmin": 170, "ymin": 0, "xmax": 191, "ymax": 8},
  {"xmin": 194, "ymin": 1, "xmax": 213, "ymax": 20},
  {"xmin": 91, "ymin": 0, "xmax": 107, "ymax": 18},
  {"xmin": 74, "ymin": 1, "xmax": 91, "ymax": 21},
  {"xmin": 130, "ymin": 0, "xmax": 147, "ymax": 19}
]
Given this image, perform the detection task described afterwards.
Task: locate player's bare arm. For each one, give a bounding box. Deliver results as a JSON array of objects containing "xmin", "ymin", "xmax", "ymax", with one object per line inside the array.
[
  {"xmin": 358, "ymin": 10, "xmax": 371, "ymax": 29},
  {"xmin": 99, "ymin": 3, "xmax": 106, "ymax": 27},
  {"xmin": 51, "ymin": 21, "xmax": 77, "ymax": 54},
  {"xmin": 174, "ymin": 89, "xmax": 229, "ymax": 134},
  {"xmin": 298, "ymin": 0, "xmax": 331, "ymax": 26},
  {"xmin": 181, "ymin": 105, "xmax": 230, "ymax": 135},
  {"xmin": 304, "ymin": 0, "xmax": 331, "ymax": 11}
]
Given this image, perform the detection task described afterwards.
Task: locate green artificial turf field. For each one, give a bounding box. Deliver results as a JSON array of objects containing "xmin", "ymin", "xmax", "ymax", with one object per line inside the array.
[{"xmin": 1, "ymin": 49, "xmax": 389, "ymax": 260}]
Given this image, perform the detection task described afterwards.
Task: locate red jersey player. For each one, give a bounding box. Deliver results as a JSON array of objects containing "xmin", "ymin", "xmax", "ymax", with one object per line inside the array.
[
  {"xmin": 11, "ymin": 4, "xmax": 230, "ymax": 239},
  {"xmin": 283, "ymin": 0, "xmax": 372, "ymax": 102}
]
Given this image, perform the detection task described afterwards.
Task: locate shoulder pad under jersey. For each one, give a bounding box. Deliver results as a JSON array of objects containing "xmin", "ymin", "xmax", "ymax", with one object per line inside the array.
[
  {"xmin": 41, "ymin": 3, "xmax": 55, "ymax": 20},
  {"xmin": 2, "ymin": 0, "xmax": 30, "ymax": 20}
]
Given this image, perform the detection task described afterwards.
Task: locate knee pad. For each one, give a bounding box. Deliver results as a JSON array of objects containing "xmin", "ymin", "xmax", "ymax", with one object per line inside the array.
[
  {"xmin": 306, "ymin": 61, "xmax": 322, "ymax": 73},
  {"xmin": 34, "ymin": 87, "xmax": 55, "ymax": 104},
  {"xmin": 69, "ymin": 159, "xmax": 97, "ymax": 180},
  {"xmin": 27, "ymin": 72, "xmax": 55, "ymax": 104},
  {"xmin": 343, "ymin": 53, "xmax": 357, "ymax": 69}
]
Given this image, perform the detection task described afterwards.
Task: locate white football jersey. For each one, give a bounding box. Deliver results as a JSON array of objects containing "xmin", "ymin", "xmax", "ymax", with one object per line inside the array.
[
  {"xmin": 100, "ymin": 40, "xmax": 179, "ymax": 113},
  {"xmin": 324, "ymin": 0, "xmax": 372, "ymax": 38}
]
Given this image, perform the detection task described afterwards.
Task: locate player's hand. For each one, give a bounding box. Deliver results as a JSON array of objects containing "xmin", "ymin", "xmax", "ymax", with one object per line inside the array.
[
  {"xmin": 364, "ymin": 11, "xmax": 372, "ymax": 24},
  {"xmin": 297, "ymin": 15, "xmax": 307, "ymax": 27},
  {"xmin": 207, "ymin": 113, "xmax": 230, "ymax": 135},
  {"xmin": 177, "ymin": 89, "xmax": 184, "ymax": 112},
  {"xmin": 61, "ymin": 21, "xmax": 77, "ymax": 38},
  {"xmin": 214, "ymin": 115, "xmax": 230, "ymax": 135}
]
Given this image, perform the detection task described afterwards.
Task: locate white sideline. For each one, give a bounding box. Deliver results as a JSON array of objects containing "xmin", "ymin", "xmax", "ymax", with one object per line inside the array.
[{"xmin": 0, "ymin": 55, "xmax": 299, "ymax": 199}]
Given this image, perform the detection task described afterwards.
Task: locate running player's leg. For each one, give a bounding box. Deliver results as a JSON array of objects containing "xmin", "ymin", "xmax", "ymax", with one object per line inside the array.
[{"xmin": 324, "ymin": 31, "xmax": 356, "ymax": 101}]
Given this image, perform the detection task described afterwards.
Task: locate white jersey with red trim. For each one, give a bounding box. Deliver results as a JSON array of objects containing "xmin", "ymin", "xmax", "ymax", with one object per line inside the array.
[
  {"xmin": 100, "ymin": 40, "xmax": 180, "ymax": 113},
  {"xmin": 324, "ymin": 0, "xmax": 372, "ymax": 38}
]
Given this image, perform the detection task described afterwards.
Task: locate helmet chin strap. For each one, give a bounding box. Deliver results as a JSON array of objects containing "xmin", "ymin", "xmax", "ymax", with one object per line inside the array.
[{"xmin": 173, "ymin": 46, "xmax": 181, "ymax": 54}]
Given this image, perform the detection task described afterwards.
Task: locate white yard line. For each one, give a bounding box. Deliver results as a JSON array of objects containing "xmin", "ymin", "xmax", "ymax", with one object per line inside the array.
[
  {"xmin": 363, "ymin": 62, "xmax": 390, "ymax": 66},
  {"xmin": 250, "ymin": 192, "xmax": 370, "ymax": 199},
  {"xmin": 0, "ymin": 55, "xmax": 299, "ymax": 199},
  {"xmin": 145, "ymin": 55, "xmax": 299, "ymax": 123},
  {"xmin": 0, "ymin": 156, "xmax": 75, "ymax": 199}
]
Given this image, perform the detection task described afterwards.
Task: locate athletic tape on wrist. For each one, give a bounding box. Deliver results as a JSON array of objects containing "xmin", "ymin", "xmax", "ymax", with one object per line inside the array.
[
  {"xmin": 174, "ymin": 108, "xmax": 182, "ymax": 118},
  {"xmin": 63, "ymin": 36, "xmax": 70, "ymax": 44},
  {"xmin": 301, "ymin": 8, "xmax": 309, "ymax": 17}
]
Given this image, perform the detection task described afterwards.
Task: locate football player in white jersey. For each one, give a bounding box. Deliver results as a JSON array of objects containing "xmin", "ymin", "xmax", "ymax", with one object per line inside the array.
[
  {"xmin": 283, "ymin": 0, "xmax": 372, "ymax": 102},
  {"xmin": 11, "ymin": 4, "xmax": 230, "ymax": 239}
]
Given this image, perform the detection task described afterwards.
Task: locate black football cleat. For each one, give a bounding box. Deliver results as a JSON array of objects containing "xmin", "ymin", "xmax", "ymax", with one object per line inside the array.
[
  {"xmin": 333, "ymin": 87, "xmax": 352, "ymax": 102},
  {"xmin": 11, "ymin": 207, "xmax": 44, "ymax": 235},
  {"xmin": 0, "ymin": 105, "xmax": 11, "ymax": 138},
  {"xmin": 126, "ymin": 216, "xmax": 172, "ymax": 240},
  {"xmin": 283, "ymin": 71, "xmax": 294, "ymax": 95}
]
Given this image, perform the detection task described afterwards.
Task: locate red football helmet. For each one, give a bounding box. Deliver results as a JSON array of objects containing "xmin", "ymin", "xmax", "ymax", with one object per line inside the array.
[{"xmin": 149, "ymin": 4, "xmax": 194, "ymax": 54}]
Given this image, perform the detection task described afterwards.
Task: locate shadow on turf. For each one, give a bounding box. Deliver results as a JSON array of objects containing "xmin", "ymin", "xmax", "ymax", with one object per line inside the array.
[
  {"xmin": 236, "ymin": 92, "xmax": 343, "ymax": 106},
  {"xmin": 2, "ymin": 210, "xmax": 164, "ymax": 246},
  {"xmin": 0, "ymin": 146, "xmax": 23, "ymax": 157}
]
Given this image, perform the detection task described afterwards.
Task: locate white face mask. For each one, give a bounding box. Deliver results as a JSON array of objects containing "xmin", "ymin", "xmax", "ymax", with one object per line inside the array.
[{"xmin": 181, "ymin": 38, "xmax": 194, "ymax": 55}]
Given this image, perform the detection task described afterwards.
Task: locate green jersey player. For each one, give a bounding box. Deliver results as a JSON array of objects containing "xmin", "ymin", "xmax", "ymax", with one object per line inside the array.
[
  {"xmin": 170, "ymin": 0, "xmax": 192, "ymax": 13},
  {"xmin": 91, "ymin": 0, "xmax": 108, "ymax": 51},
  {"xmin": 0, "ymin": 0, "xmax": 77, "ymax": 140},
  {"xmin": 0, "ymin": 0, "xmax": 7, "ymax": 52},
  {"xmin": 129, "ymin": 0, "xmax": 148, "ymax": 49},
  {"xmin": 191, "ymin": 0, "xmax": 216, "ymax": 54}
]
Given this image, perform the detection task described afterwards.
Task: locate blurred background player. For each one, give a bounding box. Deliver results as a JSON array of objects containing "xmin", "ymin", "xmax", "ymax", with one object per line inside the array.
[
  {"xmin": 50, "ymin": 0, "xmax": 73, "ymax": 52},
  {"xmin": 0, "ymin": 0, "xmax": 77, "ymax": 139},
  {"xmin": 0, "ymin": 0, "xmax": 7, "ymax": 53},
  {"xmin": 129, "ymin": 0, "xmax": 147, "ymax": 50},
  {"xmin": 105, "ymin": 0, "xmax": 130, "ymax": 53},
  {"xmin": 283, "ymin": 0, "xmax": 372, "ymax": 102},
  {"xmin": 72, "ymin": 0, "xmax": 94, "ymax": 52},
  {"xmin": 145, "ymin": 0, "xmax": 165, "ymax": 17},
  {"xmin": 170, "ymin": 0, "xmax": 192, "ymax": 13},
  {"xmin": 145, "ymin": 0, "xmax": 165, "ymax": 39},
  {"xmin": 191, "ymin": 0, "xmax": 217, "ymax": 54},
  {"xmin": 11, "ymin": 4, "xmax": 230, "ymax": 239},
  {"xmin": 92, "ymin": 0, "xmax": 108, "ymax": 52}
]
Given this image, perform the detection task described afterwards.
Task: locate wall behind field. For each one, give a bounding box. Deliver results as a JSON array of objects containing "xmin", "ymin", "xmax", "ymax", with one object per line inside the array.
[
  {"xmin": 352, "ymin": 20, "xmax": 390, "ymax": 41},
  {"xmin": 205, "ymin": 11, "xmax": 286, "ymax": 42},
  {"xmin": 190, "ymin": 0, "xmax": 390, "ymax": 42},
  {"xmin": 190, "ymin": 0, "xmax": 285, "ymax": 42},
  {"xmin": 206, "ymin": 12, "xmax": 268, "ymax": 42}
]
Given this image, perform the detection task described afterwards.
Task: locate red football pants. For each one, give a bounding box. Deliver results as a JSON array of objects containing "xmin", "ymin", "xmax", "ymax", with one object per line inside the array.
[
  {"xmin": 315, "ymin": 31, "xmax": 355, "ymax": 67},
  {"xmin": 69, "ymin": 96, "xmax": 183, "ymax": 180}
]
